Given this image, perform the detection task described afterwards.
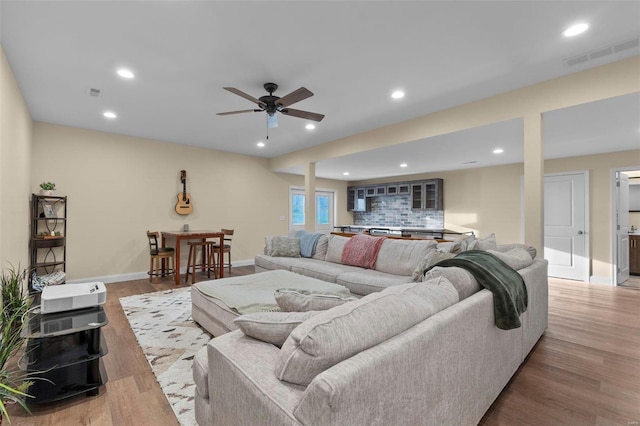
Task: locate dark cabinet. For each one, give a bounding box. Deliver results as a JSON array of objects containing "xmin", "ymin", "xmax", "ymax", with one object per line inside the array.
[
  {"xmin": 411, "ymin": 179, "xmax": 444, "ymax": 210},
  {"xmin": 348, "ymin": 179, "xmax": 443, "ymax": 211},
  {"xmin": 30, "ymin": 194, "xmax": 67, "ymax": 292},
  {"xmin": 631, "ymin": 236, "xmax": 640, "ymax": 275},
  {"xmin": 347, "ymin": 187, "xmax": 370, "ymax": 212}
]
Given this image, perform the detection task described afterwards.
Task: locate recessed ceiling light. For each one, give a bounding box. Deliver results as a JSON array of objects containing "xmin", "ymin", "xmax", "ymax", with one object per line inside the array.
[
  {"xmin": 563, "ymin": 23, "xmax": 589, "ymax": 37},
  {"xmin": 391, "ymin": 90, "xmax": 405, "ymax": 99},
  {"xmin": 400, "ymin": 163, "xmax": 408, "ymax": 168},
  {"xmin": 305, "ymin": 123, "xmax": 316, "ymax": 130},
  {"xmin": 493, "ymin": 148, "xmax": 504, "ymax": 154},
  {"xmin": 343, "ymin": 172, "xmax": 350, "ymax": 176},
  {"xmin": 103, "ymin": 111, "xmax": 117, "ymax": 119},
  {"xmin": 117, "ymin": 68, "xmax": 135, "ymax": 79},
  {"xmin": 256, "ymin": 141, "xmax": 265, "ymax": 148}
]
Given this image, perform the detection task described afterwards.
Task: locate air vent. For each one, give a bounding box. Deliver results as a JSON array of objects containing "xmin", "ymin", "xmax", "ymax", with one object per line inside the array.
[
  {"xmin": 88, "ymin": 88, "xmax": 102, "ymax": 97},
  {"xmin": 564, "ymin": 38, "xmax": 640, "ymax": 67}
]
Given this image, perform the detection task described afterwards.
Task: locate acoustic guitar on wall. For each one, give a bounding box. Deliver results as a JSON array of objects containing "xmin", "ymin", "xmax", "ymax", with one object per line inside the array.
[{"xmin": 175, "ymin": 170, "xmax": 193, "ymax": 215}]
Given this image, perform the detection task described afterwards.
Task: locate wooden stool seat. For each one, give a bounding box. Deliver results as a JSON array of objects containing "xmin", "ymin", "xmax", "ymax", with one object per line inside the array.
[{"xmin": 185, "ymin": 241, "xmax": 218, "ymax": 284}]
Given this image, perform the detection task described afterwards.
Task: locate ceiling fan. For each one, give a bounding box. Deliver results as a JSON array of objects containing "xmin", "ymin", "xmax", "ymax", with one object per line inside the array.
[{"xmin": 217, "ymin": 82, "xmax": 324, "ymax": 128}]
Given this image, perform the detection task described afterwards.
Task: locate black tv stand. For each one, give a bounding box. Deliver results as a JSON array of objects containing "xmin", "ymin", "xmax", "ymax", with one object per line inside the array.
[{"xmin": 20, "ymin": 306, "xmax": 109, "ymax": 404}]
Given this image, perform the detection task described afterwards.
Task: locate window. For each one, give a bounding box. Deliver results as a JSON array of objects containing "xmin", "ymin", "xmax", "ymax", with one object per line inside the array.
[
  {"xmin": 292, "ymin": 194, "xmax": 305, "ymax": 225},
  {"xmin": 317, "ymin": 195, "xmax": 329, "ymax": 225}
]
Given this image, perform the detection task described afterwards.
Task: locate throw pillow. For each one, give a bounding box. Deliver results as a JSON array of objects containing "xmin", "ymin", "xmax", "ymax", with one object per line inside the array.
[
  {"xmin": 274, "ymin": 277, "xmax": 459, "ymax": 386},
  {"xmin": 270, "ymin": 236, "xmax": 301, "ymax": 257},
  {"xmin": 264, "ymin": 236, "xmax": 275, "ymax": 255},
  {"xmin": 413, "ymin": 251, "xmax": 455, "ymax": 281},
  {"xmin": 410, "ymin": 246, "xmax": 437, "ymax": 282},
  {"xmin": 233, "ymin": 311, "xmax": 320, "ymax": 347},
  {"xmin": 449, "ymin": 234, "xmax": 475, "ymax": 254},
  {"xmin": 487, "ymin": 247, "xmax": 534, "ymax": 271},
  {"xmin": 468, "ymin": 233, "xmax": 497, "ymax": 251},
  {"xmin": 275, "ymin": 288, "xmax": 357, "ymax": 312},
  {"xmin": 494, "ymin": 243, "xmax": 537, "ymax": 259},
  {"xmin": 325, "ymin": 234, "xmax": 350, "ymax": 264},
  {"xmin": 312, "ymin": 234, "xmax": 329, "ymax": 260}
]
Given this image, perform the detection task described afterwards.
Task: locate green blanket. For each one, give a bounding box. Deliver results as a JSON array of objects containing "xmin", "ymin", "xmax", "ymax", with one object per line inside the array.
[
  {"xmin": 425, "ymin": 250, "xmax": 528, "ymax": 330},
  {"xmin": 194, "ymin": 270, "xmax": 351, "ymax": 314}
]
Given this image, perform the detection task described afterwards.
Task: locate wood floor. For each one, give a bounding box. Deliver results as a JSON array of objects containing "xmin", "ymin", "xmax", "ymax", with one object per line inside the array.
[{"xmin": 7, "ymin": 269, "xmax": 640, "ymax": 425}]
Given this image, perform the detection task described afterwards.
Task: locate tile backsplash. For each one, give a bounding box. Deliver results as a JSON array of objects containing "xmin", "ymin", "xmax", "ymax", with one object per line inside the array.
[{"xmin": 353, "ymin": 194, "xmax": 444, "ymax": 228}]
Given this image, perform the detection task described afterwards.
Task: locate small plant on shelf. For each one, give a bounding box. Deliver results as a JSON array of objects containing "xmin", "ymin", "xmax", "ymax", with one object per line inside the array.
[
  {"xmin": 39, "ymin": 182, "xmax": 56, "ymax": 196},
  {"xmin": 39, "ymin": 182, "xmax": 55, "ymax": 191}
]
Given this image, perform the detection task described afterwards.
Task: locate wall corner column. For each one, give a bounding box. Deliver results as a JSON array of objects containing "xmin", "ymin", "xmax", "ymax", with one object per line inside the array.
[
  {"xmin": 523, "ymin": 113, "xmax": 544, "ymax": 257},
  {"xmin": 304, "ymin": 163, "xmax": 316, "ymax": 231}
]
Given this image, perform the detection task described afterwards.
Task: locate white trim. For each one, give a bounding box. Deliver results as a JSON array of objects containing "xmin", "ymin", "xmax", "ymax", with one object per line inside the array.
[
  {"xmin": 67, "ymin": 258, "xmax": 256, "ymax": 284},
  {"xmin": 589, "ymin": 275, "xmax": 612, "ymax": 286},
  {"xmin": 610, "ymin": 165, "xmax": 640, "ymax": 287}
]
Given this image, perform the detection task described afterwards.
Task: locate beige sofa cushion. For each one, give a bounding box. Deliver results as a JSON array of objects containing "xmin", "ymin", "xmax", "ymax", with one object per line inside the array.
[
  {"xmin": 270, "ymin": 237, "xmax": 301, "ymax": 257},
  {"xmin": 325, "ymin": 234, "xmax": 350, "ymax": 264},
  {"xmin": 375, "ymin": 239, "xmax": 437, "ymax": 276},
  {"xmin": 234, "ymin": 311, "xmax": 321, "ymax": 347},
  {"xmin": 275, "ymin": 288, "xmax": 357, "ymax": 312},
  {"xmin": 423, "ymin": 266, "xmax": 481, "ymax": 300},
  {"xmin": 274, "ymin": 277, "xmax": 459, "ymax": 386},
  {"xmin": 487, "ymin": 247, "xmax": 534, "ymax": 270}
]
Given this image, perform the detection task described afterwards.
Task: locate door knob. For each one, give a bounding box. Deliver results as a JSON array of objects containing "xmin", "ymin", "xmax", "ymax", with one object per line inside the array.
[{"xmin": 578, "ymin": 230, "xmax": 584, "ymax": 235}]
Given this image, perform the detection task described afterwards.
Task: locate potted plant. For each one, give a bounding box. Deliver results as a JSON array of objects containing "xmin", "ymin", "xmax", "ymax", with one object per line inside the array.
[
  {"xmin": 0, "ymin": 310, "xmax": 34, "ymax": 424},
  {"xmin": 39, "ymin": 182, "xmax": 55, "ymax": 196},
  {"xmin": 0, "ymin": 264, "xmax": 35, "ymax": 424},
  {"xmin": 0, "ymin": 265, "xmax": 30, "ymax": 331}
]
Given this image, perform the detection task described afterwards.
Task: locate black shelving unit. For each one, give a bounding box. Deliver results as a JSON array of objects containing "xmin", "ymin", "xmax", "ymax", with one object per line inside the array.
[
  {"xmin": 20, "ymin": 306, "xmax": 109, "ymax": 403},
  {"xmin": 29, "ymin": 194, "xmax": 67, "ymax": 292}
]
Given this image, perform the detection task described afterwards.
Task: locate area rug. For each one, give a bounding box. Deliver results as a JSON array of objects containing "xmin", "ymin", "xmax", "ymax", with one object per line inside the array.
[{"xmin": 120, "ymin": 288, "xmax": 211, "ymax": 426}]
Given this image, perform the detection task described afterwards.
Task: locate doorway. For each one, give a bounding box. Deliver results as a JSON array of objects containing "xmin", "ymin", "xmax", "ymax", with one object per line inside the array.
[
  {"xmin": 289, "ymin": 188, "xmax": 335, "ymax": 234},
  {"xmin": 612, "ymin": 167, "xmax": 640, "ymax": 287},
  {"xmin": 543, "ymin": 171, "xmax": 589, "ymax": 281}
]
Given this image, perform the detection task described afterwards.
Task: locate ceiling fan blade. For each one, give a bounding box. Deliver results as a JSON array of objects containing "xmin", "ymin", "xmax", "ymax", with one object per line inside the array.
[
  {"xmin": 216, "ymin": 109, "xmax": 260, "ymax": 116},
  {"xmin": 281, "ymin": 108, "xmax": 325, "ymax": 122},
  {"xmin": 275, "ymin": 87, "xmax": 313, "ymax": 108},
  {"xmin": 223, "ymin": 87, "xmax": 265, "ymax": 107}
]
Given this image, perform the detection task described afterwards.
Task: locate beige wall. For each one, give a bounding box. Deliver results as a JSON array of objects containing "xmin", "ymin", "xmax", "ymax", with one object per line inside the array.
[
  {"xmin": 31, "ymin": 123, "xmax": 347, "ymax": 281},
  {"xmin": 353, "ymin": 149, "xmax": 640, "ymax": 283},
  {"xmin": 0, "ymin": 45, "xmax": 32, "ymax": 271},
  {"xmin": 546, "ymin": 150, "xmax": 640, "ymax": 281}
]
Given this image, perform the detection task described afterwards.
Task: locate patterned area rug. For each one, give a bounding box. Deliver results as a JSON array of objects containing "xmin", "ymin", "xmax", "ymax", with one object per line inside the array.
[{"xmin": 120, "ymin": 288, "xmax": 211, "ymax": 426}]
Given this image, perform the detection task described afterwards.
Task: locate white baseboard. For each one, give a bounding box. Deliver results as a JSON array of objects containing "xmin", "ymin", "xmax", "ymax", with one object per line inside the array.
[
  {"xmin": 589, "ymin": 275, "xmax": 613, "ymax": 286},
  {"xmin": 66, "ymin": 258, "xmax": 256, "ymax": 285}
]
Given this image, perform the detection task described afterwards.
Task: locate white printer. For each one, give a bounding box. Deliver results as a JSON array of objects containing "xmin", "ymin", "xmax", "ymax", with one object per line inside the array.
[{"xmin": 40, "ymin": 282, "xmax": 107, "ymax": 314}]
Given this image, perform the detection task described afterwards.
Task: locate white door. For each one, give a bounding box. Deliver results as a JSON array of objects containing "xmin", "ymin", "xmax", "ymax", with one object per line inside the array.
[
  {"xmin": 289, "ymin": 188, "xmax": 335, "ymax": 233},
  {"xmin": 617, "ymin": 172, "xmax": 630, "ymax": 284},
  {"xmin": 544, "ymin": 172, "xmax": 588, "ymax": 281}
]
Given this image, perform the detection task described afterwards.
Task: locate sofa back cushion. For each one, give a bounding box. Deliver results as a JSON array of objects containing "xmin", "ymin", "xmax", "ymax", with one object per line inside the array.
[
  {"xmin": 274, "ymin": 277, "xmax": 459, "ymax": 386},
  {"xmin": 375, "ymin": 239, "xmax": 437, "ymax": 276},
  {"xmin": 312, "ymin": 234, "xmax": 329, "ymax": 260},
  {"xmin": 325, "ymin": 234, "xmax": 350, "ymax": 264},
  {"xmin": 424, "ymin": 266, "xmax": 481, "ymax": 300}
]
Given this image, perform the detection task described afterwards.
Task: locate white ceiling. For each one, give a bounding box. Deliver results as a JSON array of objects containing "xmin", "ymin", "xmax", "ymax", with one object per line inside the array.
[{"xmin": 1, "ymin": 1, "xmax": 639, "ymax": 181}]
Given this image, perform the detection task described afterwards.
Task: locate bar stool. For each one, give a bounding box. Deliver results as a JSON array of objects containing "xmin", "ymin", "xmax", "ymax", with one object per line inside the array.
[
  {"xmin": 212, "ymin": 229, "xmax": 234, "ymax": 274},
  {"xmin": 185, "ymin": 241, "xmax": 218, "ymax": 284},
  {"xmin": 146, "ymin": 231, "xmax": 175, "ymax": 283}
]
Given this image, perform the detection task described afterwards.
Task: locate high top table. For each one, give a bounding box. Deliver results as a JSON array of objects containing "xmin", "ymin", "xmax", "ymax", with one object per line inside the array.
[{"xmin": 161, "ymin": 230, "xmax": 225, "ymax": 285}]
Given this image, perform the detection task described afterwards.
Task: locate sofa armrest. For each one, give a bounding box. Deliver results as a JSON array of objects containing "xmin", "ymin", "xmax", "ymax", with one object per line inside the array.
[{"xmin": 207, "ymin": 330, "xmax": 305, "ymax": 425}]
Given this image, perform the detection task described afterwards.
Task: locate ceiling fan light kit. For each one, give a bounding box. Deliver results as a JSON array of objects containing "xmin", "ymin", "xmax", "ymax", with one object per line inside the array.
[{"xmin": 217, "ymin": 82, "xmax": 325, "ymax": 130}]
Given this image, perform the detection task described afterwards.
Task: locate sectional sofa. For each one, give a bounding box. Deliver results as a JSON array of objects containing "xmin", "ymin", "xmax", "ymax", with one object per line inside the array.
[{"xmin": 193, "ymin": 233, "xmax": 548, "ymax": 425}]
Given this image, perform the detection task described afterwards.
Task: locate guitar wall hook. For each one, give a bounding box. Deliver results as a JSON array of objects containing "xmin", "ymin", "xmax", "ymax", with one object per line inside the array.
[{"xmin": 175, "ymin": 170, "xmax": 193, "ymax": 215}]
